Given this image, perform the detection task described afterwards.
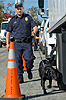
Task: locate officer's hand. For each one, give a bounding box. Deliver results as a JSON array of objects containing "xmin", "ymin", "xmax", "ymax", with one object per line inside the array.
[
  {"xmin": 6, "ymin": 43, "xmax": 10, "ymax": 51},
  {"xmin": 31, "ymin": 31, "xmax": 36, "ymax": 36}
]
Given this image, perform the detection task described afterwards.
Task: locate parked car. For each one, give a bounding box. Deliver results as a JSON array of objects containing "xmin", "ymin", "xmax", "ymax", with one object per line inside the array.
[
  {"xmin": 0, "ymin": 18, "xmax": 13, "ymax": 47},
  {"xmin": 39, "ymin": 20, "xmax": 46, "ymax": 51},
  {"xmin": 42, "ymin": 18, "xmax": 56, "ymax": 57}
]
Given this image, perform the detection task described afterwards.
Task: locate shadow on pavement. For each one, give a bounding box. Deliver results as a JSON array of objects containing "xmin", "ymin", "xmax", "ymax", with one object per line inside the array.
[
  {"xmin": 25, "ymin": 89, "xmax": 66, "ymax": 100},
  {"xmin": 48, "ymin": 89, "xmax": 66, "ymax": 95},
  {"xmin": 24, "ymin": 78, "xmax": 41, "ymax": 83},
  {"xmin": 25, "ymin": 94, "xmax": 44, "ymax": 100}
]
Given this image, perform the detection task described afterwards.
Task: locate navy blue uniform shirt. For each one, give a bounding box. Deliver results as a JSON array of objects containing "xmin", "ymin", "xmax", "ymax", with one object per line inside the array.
[{"xmin": 6, "ymin": 13, "xmax": 38, "ymax": 40}]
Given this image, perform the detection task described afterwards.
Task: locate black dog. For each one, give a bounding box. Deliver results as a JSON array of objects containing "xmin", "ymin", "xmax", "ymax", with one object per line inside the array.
[{"xmin": 39, "ymin": 60, "xmax": 59, "ymax": 94}]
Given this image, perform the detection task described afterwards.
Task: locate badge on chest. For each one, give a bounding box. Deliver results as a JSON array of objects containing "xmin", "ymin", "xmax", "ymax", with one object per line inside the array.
[{"xmin": 25, "ymin": 17, "xmax": 28, "ymax": 21}]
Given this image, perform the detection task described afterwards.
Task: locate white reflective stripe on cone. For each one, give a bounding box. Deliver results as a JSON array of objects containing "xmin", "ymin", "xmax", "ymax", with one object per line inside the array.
[
  {"xmin": 7, "ymin": 61, "xmax": 17, "ymax": 68},
  {"xmin": 8, "ymin": 49, "xmax": 16, "ymax": 59}
]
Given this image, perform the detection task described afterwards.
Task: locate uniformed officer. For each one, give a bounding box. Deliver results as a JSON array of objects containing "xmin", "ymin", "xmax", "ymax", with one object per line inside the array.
[{"xmin": 6, "ymin": 2, "xmax": 38, "ymax": 84}]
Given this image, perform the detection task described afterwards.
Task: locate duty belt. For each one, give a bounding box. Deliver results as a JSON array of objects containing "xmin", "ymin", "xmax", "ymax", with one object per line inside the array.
[
  {"xmin": 14, "ymin": 36, "xmax": 33, "ymax": 43},
  {"xmin": 15, "ymin": 39, "xmax": 27, "ymax": 43}
]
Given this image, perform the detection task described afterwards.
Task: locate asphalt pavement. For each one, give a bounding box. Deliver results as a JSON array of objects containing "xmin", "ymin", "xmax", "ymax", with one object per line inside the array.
[{"xmin": 0, "ymin": 46, "xmax": 66, "ymax": 100}]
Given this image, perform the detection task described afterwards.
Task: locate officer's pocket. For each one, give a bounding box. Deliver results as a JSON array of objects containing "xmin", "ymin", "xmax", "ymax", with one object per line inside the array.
[{"xmin": 21, "ymin": 21, "xmax": 30, "ymax": 28}]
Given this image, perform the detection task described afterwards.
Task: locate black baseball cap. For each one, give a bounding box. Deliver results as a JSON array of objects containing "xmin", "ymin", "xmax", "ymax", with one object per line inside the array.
[{"xmin": 15, "ymin": 3, "xmax": 23, "ymax": 8}]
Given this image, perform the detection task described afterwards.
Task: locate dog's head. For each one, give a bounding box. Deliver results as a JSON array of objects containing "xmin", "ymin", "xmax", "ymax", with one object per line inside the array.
[
  {"xmin": 44, "ymin": 66, "xmax": 59, "ymax": 80},
  {"xmin": 39, "ymin": 60, "xmax": 59, "ymax": 80},
  {"xmin": 39, "ymin": 60, "xmax": 49, "ymax": 68}
]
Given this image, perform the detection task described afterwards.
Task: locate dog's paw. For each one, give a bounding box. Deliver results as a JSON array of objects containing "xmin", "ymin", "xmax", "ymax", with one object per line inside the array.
[
  {"xmin": 47, "ymin": 85, "xmax": 51, "ymax": 88},
  {"xmin": 44, "ymin": 90, "xmax": 48, "ymax": 94}
]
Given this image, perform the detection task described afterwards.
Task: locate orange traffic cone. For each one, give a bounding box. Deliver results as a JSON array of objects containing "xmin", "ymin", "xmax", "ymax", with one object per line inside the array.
[
  {"xmin": 1, "ymin": 42, "xmax": 25, "ymax": 100},
  {"xmin": 22, "ymin": 54, "xmax": 27, "ymax": 71}
]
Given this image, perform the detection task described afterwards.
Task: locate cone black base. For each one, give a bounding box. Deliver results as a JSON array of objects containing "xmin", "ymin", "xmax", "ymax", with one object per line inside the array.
[{"xmin": 0, "ymin": 95, "xmax": 25, "ymax": 100}]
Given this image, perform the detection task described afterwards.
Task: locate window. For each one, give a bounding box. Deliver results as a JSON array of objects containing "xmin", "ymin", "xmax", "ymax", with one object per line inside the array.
[
  {"xmin": 49, "ymin": 33, "xmax": 52, "ymax": 37},
  {"xmin": 47, "ymin": 22, "xmax": 49, "ymax": 28},
  {"xmin": 1, "ymin": 23, "xmax": 8, "ymax": 30}
]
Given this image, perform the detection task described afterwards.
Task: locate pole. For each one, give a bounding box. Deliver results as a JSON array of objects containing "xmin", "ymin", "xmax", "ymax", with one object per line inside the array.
[{"xmin": 21, "ymin": 0, "xmax": 24, "ymax": 7}]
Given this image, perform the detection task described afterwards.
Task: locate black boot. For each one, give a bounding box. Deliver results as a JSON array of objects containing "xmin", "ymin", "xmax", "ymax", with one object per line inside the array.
[
  {"xmin": 18, "ymin": 74, "xmax": 24, "ymax": 84},
  {"xmin": 27, "ymin": 69, "xmax": 33, "ymax": 79}
]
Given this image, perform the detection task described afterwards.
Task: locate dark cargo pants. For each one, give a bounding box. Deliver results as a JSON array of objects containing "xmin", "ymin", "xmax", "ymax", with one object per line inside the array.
[{"xmin": 14, "ymin": 41, "xmax": 35, "ymax": 75}]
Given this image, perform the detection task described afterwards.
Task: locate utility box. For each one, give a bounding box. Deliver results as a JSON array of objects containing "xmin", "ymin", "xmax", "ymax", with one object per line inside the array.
[{"xmin": 48, "ymin": 0, "xmax": 66, "ymax": 89}]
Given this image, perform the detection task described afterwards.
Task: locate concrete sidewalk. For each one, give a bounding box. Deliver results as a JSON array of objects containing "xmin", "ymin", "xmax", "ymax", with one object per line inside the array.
[{"xmin": 0, "ymin": 47, "xmax": 66, "ymax": 100}]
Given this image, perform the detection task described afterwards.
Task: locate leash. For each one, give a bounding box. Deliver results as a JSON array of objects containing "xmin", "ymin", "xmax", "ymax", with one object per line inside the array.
[{"xmin": 33, "ymin": 36, "xmax": 45, "ymax": 66}]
